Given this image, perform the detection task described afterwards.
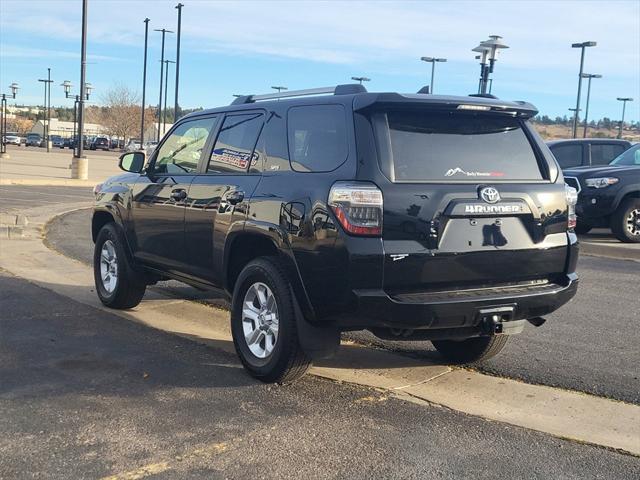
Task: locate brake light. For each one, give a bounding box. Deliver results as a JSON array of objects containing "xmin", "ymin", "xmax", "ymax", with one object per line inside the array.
[
  {"xmin": 329, "ymin": 182, "xmax": 383, "ymax": 236},
  {"xmin": 565, "ymin": 184, "xmax": 578, "ymax": 230}
]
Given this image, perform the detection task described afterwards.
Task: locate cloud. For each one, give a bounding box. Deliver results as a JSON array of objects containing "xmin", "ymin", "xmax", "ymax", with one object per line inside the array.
[{"xmin": 0, "ymin": 45, "xmax": 132, "ymax": 63}]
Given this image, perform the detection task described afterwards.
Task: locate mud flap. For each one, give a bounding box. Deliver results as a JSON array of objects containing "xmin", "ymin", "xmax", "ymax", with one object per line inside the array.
[{"xmin": 291, "ymin": 287, "xmax": 340, "ymax": 360}]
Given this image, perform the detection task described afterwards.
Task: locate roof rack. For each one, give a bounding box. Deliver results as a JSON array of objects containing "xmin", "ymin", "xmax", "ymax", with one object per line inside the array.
[{"xmin": 231, "ymin": 83, "xmax": 366, "ymax": 105}]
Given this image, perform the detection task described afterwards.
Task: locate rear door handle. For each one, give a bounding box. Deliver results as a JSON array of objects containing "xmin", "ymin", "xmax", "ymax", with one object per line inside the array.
[
  {"xmin": 226, "ymin": 190, "xmax": 245, "ymax": 205},
  {"xmin": 170, "ymin": 188, "xmax": 187, "ymax": 201}
]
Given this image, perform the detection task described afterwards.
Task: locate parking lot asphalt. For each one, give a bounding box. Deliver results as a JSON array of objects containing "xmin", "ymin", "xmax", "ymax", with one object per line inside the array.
[
  {"xmin": 46, "ymin": 208, "xmax": 640, "ymax": 404},
  {"xmin": 0, "ymin": 185, "xmax": 94, "ymax": 215},
  {"xmin": 2, "ymin": 270, "xmax": 638, "ymax": 480}
]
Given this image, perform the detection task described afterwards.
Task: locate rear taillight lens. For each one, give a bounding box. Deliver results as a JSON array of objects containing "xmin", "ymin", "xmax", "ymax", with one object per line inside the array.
[
  {"xmin": 565, "ymin": 184, "xmax": 578, "ymax": 230},
  {"xmin": 329, "ymin": 182, "xmax": 383, "ymax": 236}
]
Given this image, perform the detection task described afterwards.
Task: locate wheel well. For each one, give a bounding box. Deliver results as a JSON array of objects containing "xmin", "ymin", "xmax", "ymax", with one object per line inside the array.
[
  {"xmin": 92, "ymin": 211, "xmax": 115, "ymax": 242},
  {"xmin": 226, "ymin": 234, "xmax": 279, "ymax": 292}
]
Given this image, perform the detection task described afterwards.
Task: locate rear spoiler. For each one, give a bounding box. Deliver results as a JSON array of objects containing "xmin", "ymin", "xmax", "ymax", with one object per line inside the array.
[{"xmin": 353, "ymin": 93, "xmax": 538, "ymax": 118}]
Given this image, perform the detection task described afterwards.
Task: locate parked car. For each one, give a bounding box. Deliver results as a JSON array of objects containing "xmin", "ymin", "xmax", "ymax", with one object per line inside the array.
[
  {"xmin": 143, "ymin": 141, "xmax": 158, "ymax": 155},
  {"xmin": 125, "ymin": 139, "xmax": 142, "ymax": 152},
  {"xmin": 91, "ymin": 85, "xmax": 579, "ymax": 383},
  {"xmin": 564, "ymin": 143, "xmax": 640, "ymax": 241},
  {"xmin": 90, "ymin": 136, "xmax": 110, "ymax": 151},
  {"xmin": 3, "ymin": 134, "xmax": 21, "ymax": 146},
  {"xmin": 25, "ymin": 133, "xmax": 43, "ymax": 147},
  {"xmin": 51, "ymin": 135, "xmax": 65, "ymax": 148},
  {"xmin": 547, "ymin": 139, "xmax": 633, "ymax": 170}
]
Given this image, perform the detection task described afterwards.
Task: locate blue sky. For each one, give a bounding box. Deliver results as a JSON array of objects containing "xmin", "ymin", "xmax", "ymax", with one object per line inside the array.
[{"xmin": 1, "ymin": 0, "xmax": 638, "ymax": 122}]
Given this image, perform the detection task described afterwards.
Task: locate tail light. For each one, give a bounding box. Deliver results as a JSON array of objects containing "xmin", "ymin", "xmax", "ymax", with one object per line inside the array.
[
  {"xmin": 328, "ymin": 182, "xmax": 383, "ymax": 236},
  {"xmin": 565, "ymin": 184, "xmax": 578, "ymax": 230}
]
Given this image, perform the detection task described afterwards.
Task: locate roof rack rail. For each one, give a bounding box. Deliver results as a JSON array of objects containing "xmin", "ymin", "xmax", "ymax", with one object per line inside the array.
[{"xmin": 231, "ymin": 83, "xmax": 367, "ymax": 105}]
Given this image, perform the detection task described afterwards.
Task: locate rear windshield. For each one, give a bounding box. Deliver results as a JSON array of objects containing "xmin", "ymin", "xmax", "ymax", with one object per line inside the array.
[{"xmin": 379, "ymin": 111, "xmax": 543, "ymax": 181}]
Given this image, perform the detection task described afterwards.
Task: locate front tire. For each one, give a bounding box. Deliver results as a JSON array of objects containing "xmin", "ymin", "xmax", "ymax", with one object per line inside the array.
[
  {"xmin": 93, "ymin": 223, "xmax": 146, "ymax": 309},
  {"xmin": 611, "ymin": 198, "xmax": 640, "ymax": 243},
  {"xmin": 573, "ymin": 221, "xmax": 592, "ymax": 235},
  {"xmin": 432, "ymin": 335, "xmax": 508, "ymax": 364},
  {"xmin": 231, "ymin": 257, "xmax": 311, "ymax": 384}
]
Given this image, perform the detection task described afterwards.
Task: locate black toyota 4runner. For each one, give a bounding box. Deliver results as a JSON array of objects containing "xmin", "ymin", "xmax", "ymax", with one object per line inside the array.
[{"xmin": 92, "ymin": 85, "xmax": 579, "ymax": 383}]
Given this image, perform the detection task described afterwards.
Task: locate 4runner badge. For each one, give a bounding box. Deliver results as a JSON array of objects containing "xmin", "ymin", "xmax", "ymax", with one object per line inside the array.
[{"xmin": 479, "ymin": 187, "xmax": 501, "ymax": 204}]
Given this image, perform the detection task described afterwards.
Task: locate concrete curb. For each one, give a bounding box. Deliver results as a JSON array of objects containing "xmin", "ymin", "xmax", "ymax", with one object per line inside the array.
[
  {"xmin": 1, "ymin": 203, "xmax": 638, "ymax": 456},
  {"xmin": 580, "ymin": 241, "xmax": 640, "ymax": 262},
  {"xmin": 0, "ymin": 178, "xmax": 98, "ymax": 187}
]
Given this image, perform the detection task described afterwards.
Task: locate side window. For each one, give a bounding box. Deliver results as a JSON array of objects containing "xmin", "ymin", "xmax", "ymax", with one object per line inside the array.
[
  {"xmin": 152, "ymin": 117, "xmax": 216, "ymax": 174},
  {"xmin": 287, "ymin": 105, "xmax": 348, "ymax": 172},
  {"xmin": 591, "ymin": 144, "xmax": 625, "ymax": 165},
  {"xmin": 208, "ymin": 113, "xmax": 264, "ymax": 174},
  {"xmin": 551, "ymin": 144, "xmax": 583, "ymax": 168},
  {"xmin": 262, "ymin": 111, "xmax": 290, "ymax": 173}
]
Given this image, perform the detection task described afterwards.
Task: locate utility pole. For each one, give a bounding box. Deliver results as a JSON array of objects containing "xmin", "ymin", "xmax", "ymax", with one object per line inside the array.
[
  {"xmin": 571, "ymin": 41, "xmax": 597, "ymax": 138},
  {"xmin": 37, "ymin": 71, "xmax": 53, "ymax": 151},
  {"xmin": 141, "ymin": 18, "xmax": 150, "ymax": 146},
  {"xmin": 72, "ymin": 0, "xmax": 89, "ymax": 179},
  {"xmin": 163, "ymin": 59, "xmax": 175, "ymax": 134},
  {"xmin": 616, "ymin": 97, "xmax": 633, "ymax": 139},
  {"xmin": 420, "ymin": 57, "xmax": 446, "ymax": 94},
  {"xmin": 581, "ymin": 73, "xmax": 601, "ymax": 138},
  {"xmin": 174, "ymin": 3, "xmax": 183, "ymax": 121},
  {"xmin": 155, "ymin": 28, "xmax": 174, "ymax": 141}
]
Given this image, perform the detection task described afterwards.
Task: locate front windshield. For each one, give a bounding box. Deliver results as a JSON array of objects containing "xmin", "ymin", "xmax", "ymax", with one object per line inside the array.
[{"xmin": 610, "ymin": 144, "xmax": 640, "ymax": 166}]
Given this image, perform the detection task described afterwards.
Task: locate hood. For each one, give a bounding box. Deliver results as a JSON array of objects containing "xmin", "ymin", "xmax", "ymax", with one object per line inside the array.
[
  {"xmin": 563, "ymin": 164, "xmax": 640, "ymax": 178},
  {"xmin": 102, "ymin": 172, "xmax": 139, "ymax": 186}
]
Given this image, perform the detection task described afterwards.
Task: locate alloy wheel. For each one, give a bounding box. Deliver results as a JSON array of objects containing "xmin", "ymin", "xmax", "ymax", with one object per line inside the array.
[{"xmin": 242, "ymin": 282, "xmax": 279, "ymax": 359}]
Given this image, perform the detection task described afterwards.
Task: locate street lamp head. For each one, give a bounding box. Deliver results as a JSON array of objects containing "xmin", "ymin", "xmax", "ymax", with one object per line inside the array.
[
  {"xmin": 435, "ymin": 58, "xmax": 447, "ymax": 62},
  {"xmin": 9, "ymin": 82, "xmax": 19, "ymax": 97},
  {"xmin": 617, "ymin": 97, "xmax": 633, "ymax": 102},
  {"xmin": 481, "ymin": 35, "xmax": 509, "ymax": 61},
  {"xmin": 572, "ymin": 41, "xmax": 597, "ymax": 48},
  {"xmin": 85, "ymin": 83, "xmax": 93, "ymax": 98},
  {"xmin": 581, "ymin": 73, "xmax": 602, "ymax": 79},
  {"xmin": 351, "ymin": 77, "xmax": 370, "ymax": 84},
  {"xmin": 420, "ymin": 56, "xmax": 434, "ymax": 62},
  {"xmin": 61, "ymin": 80, "xmax": 72, "ymax": 96}
]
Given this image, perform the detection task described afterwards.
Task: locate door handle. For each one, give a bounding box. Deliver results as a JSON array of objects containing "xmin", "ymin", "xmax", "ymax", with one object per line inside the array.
[
  {"xmin": 170, "ymin": 188, "xmax": 187, "ymax": 201},
  {"xmin": 226, "ymin": 190, "xmax": 245, "ymax": 205}
]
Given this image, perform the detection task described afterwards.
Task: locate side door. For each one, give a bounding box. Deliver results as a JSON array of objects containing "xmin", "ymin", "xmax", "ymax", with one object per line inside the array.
[
  {"xmin": 130, "ymin": 116, "xmax": 218, "ymax": 274},
  {"xmin": 184, "ymin": 111, "xmax": 265, "ymax": 285}
]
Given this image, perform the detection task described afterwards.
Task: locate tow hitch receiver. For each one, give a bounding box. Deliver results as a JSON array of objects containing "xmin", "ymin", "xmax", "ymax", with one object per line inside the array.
[{"xmin": 478, "ymin": 306, "xmax": 525, "ymax": 335}]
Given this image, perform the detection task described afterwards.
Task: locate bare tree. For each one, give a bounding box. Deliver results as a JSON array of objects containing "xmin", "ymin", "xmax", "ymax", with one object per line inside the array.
[
  {"xmin": 8, "ymin": 117, "xmax": 34, "ymax": 135},
  {"xmin": 99, "ymin": 83, "xmax": 143, "ymax": 144}
]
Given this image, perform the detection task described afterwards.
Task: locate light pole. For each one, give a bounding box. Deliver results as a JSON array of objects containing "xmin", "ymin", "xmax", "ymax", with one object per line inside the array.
[
  {"xmin": 420, "ymin": 57, "xmax": 446, "ymax": 94},
  {"xmin": 472, "ymin": 35, "xmax": 508, "ymax": 95},
  {"xmin": 1, "ymin": 82, "xmax": 19, "ymax": 159},
  {"xmin": 581, "ymin": 73, "xmax": 601, "ymax": 138},
  {"xmin": 155, "ymin": 28, "xmax": 174, "ymax": 141},
  {"xmin": 174, "ymin": 3, "xmax": 184, "ymax": 121},
  {"xmin": 38, "ymin": 71, "xmax": 53, "ymax": 151},
  {"xmin": 61, "ymin": 80, "xmax": 92, "ymax": 157},
  {"xmin": 351, "ymin": 77, "xmax": 370, "ymax": 85},
  {"xmin": 271, "ymin": 86, "xmax": 288, "ymax": 93},
  {"xmin": 163, "ymin": 59, "xmax": 175, "ymax": 135},
  {"xmin": 571, "ymin": 41, "xmax": 597, "ymax": 138},
  {"xmin": 616, "ymin": 97, "xmax": 633, "ymax": 139},
  {"xmin": 73, "ymin": 0, "xmax": 89, "ymax": 180},
  {"xmin": 141, "ymin": 18, "xmax": 150, "ymax": 146}
]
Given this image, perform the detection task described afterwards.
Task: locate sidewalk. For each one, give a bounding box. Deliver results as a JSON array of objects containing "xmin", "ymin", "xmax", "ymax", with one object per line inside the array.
[{"xmin": 0, "ymin": 145, "xmax": 121, "ymax": 186}]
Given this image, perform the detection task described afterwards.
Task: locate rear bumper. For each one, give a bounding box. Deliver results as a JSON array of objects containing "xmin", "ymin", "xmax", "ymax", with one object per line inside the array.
[{"xmin": 329, "ymin": 235, "xmax": 580, "ymax": 331}]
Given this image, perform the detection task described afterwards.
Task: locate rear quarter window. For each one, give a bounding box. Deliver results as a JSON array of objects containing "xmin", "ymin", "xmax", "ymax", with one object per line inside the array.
[
  {"xmin": 287, "ymin": 105, "xmax": 348, "ymax": 172},
  {"xmin": 383, "ymin": 111, "xmax": 544, "ymax": 181}
]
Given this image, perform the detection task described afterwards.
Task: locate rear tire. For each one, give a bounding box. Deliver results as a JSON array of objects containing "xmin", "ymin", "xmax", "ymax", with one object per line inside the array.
[
  {"xmin": 610, "ymin": 198, "xmax": 640, "ymax": 243},
  {"xmin": 93, "ymin": 223, "xmax": 146, "ymax": 309},
  {"xmin": 432, "ymin": 335, "xmax": 509, "ymax": 364},
  {"xmin": 231, "ymin": 257, "xmax": 311, "ymax": 384}
]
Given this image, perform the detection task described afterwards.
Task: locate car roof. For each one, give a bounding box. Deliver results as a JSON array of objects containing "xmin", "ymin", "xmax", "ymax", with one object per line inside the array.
[
  {"xmin": 547, "ymin": 138, "xmax": 630, "ymax": 146},
  {"xmin": 180, "ymin": 86, "xmax": 538, "ymax": 121}
]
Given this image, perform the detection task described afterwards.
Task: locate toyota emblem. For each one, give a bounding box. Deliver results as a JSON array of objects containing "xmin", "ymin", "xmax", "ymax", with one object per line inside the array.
[{"xmin": 480, "ymin": 186, "xmax": 500, "ymax": 204}]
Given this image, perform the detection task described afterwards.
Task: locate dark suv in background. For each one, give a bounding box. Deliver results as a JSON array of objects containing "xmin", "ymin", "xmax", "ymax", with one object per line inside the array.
[
  {"xmin": 548, "ymin": 138, "xmax": 632, "ymax": 169},
  {"xmin": 91, "ymin": 85, "xmax": 579, "ymax": 383},
  {"xmin": 564, "ymin": 143, "xmax": 640, "ymax": 241}
]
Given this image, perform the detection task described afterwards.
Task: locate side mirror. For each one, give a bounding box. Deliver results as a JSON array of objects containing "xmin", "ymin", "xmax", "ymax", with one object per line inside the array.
[{"xmin": 119, "ymin": 151, "xmax": 145, "ymax": 173}]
